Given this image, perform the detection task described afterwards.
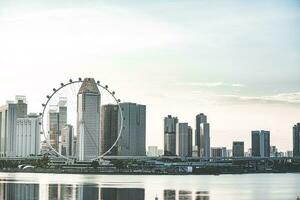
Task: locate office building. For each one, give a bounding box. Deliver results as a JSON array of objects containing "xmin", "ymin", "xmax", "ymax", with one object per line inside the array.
[
  {"xmin": 77, "ymin": 78, "xmax": 101, "ymax": 161},
  {"xmin": 0, "ymin": 96, "xmax": 27, "ymax": 157},
  {"xmin": 211, "ymin": 147, "xmax": 223, "ymax": 158},
  {"xmin": 164, "ymin": 115, "xmax": 178, "ymax": 156},
  {"xmin": 293, "ymin": 123, "xmax": 300, "ymax": 157},
  {"xmin": 188, "ymin": 126, "xmax": 193, "ymax": 156},
  {"xmin": 48, "ymin": 98, "xmax": 68, "ymax": 152},
  {"xmin": 232, "ymin": 141, "xmax": 244, "ymax": 157},
  {"xmin": 176, "ymin": 123, "xmax": 192, "ymax": 157},
  {"xmin": 195, "ymin": 113, "xmax": 207, "ymax": 157},
  {"xmin": 270, "ymin": 146, "xmax": 278, "ymax": 157},
  {"xmin": 100, "ymin": 104, "xmax": 119, "ymax": 156},
  {"xmin": 72, "ymin": 136, "xmax": 77, "ymax": 157},
  {"xmin": 251, "ymin": 130, "xmax": 270, "ymax": 157},
  {"xmin": 195, "ymin": 113, "xmax": 210, "ymax": 158},
  {"xmin": 147, "ymin": 146, "xmax": 158, "ymax": 157},
  {"xmin": 117, "ymin": 102, "xmax": 146, "ymax": 156},
  {"xmin": 15, "ymin": 113, "xmax": 41, "ymax": 157},
  {"xmin": 61, "ymin": 124, "xmax": 74, "ymax": 157},
  {"xmin": 200, "ymin": 122, "xmax": 210, "ymax": 158}
]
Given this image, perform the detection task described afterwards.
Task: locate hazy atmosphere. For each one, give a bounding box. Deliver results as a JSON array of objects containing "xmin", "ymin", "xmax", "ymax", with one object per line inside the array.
[{"xmin": 1, "ymin": 0, "xmax": 300, "ymax": 151}]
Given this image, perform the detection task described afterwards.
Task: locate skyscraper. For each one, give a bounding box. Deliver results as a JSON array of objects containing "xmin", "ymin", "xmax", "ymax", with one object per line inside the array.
[
  {"xmin": 0, "ymin": 96, "xmax": 27, "ymax": 157},
  {"xmin": 195, "ymin": 113, "xmax": 210, "ymax": 158},
  {"xmin": 58, "ymin": 97, "xmax": 67, "ymax": 135},
  {"xmin": 164, "ymin": 115, "xmax": 178, "ymax": 156},
  {"xmin": 117, "ymin": 103, "xmax": 146, "ymax": 156},
  {"xmin": 61, "ymin": 124, "xmax": 74, "ymax": 157},
  {"xmin": 100, "ymin": 104, "xmax": 119, "ymax": 156},
  {"xmin": 48, "ymin": 106, "xmax": 59, "ymax": 151},
  {"xmin": 77, "ymin": 78, "xmax": 101, "ymax": 161},
  {"xmin": 48, "ymin": 97, "xmax": 68, "ymax": 152},
  {"xmin": 15, "ymin": 113, "xmax": 41, "ymax": 157},
  {"xmin": 293, "ymin": 123, "xmax": 300, "ymax": 157},
  {"xmin": 251, "ymin": 130, "xmax": 270, "ymax": 157},
  {"xmin": 232, "ymin": 141, "xmax": 244, "ymax": 157},
  {"xmin": 188, "ymin": 126, "xmax": 193, "ymax": 157},
  {"xmin": 200, "ymin": 122, "xmax": 210, "ymax": 158},
  {"xmin": 176, "ymin": 123, "xmax": 190, "ymax": 157}
]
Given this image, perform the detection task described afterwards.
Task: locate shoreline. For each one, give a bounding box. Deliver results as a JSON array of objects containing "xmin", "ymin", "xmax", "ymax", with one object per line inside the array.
[{"xmin": 1, "ymin": 169, "xmax": 299, "ymax": 176}]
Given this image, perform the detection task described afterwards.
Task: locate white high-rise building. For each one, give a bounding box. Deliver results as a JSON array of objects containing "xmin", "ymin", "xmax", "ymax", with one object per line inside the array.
[
  {"xmin": 118, "ymin": 103, "xmax": 146, "ymax": 156},
  {"xmin": 77, "ymin": 78, "xmax": 101, "ymax": 161},
  {"xmin": 0, "ymin": 96, "xmax": 27, "ymax": 157},
  {"xmin": 15, "ymin": 113, "xmax": 40, "ymax": 157}
]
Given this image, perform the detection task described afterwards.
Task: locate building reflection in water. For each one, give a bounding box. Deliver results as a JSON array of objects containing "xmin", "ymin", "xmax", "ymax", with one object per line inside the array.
[
  {"xmin": 101, "ymin": 188, "xmax": 145, "ymax": 200},
  {"xmin": 0, "ymin": 182, "xmax": 208, "ymax": 200},
  {"xmin": 0, "ymin": 182, "xmax": 39, "ymax": 200},
  {"xmin": 164, "ymin": 190, "xmax": 209, "ymax": 200}
]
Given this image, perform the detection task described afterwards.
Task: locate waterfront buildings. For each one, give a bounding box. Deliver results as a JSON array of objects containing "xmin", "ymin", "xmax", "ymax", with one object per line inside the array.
[
  {"xmin": 0, "ymin": 96, "xmax": 27, "ymax": 157},
  {"xmin": 48, "ymin": 98, "xmax": 68, "ymax": 152},
  {"xmin": 61, "ymin": 124, "xmax": 74, "ymax": 157},
  {"xmin": 195, "ymin": 113, "xmax": 207, "ymax": 157},
  {"xmin": 15, "ymin": 113, "xmax": 41, "ymax": 157},
  {"xmin": 147, "ymin": 146, "xmax": 158, "ymax": 157},
  {"xmin": 176, "ymin": 123, "xmax": 192, "ymax": 157},
  {"xmin": 251, "ymin": 130, "xmax": 270, "ymax": 157},
  {"xmin": 211, "ymin": 147, "xmax": 223, "ymax": 158},
  {"xmin": 232, "ymin": 141, "xmax": 244, "ymax": 157},
  {"xmin": 117, "ymin": 102, "xmax": 146, "ymax": 156},
  {"xmin": 164, "ymin": 115, "xmax": 178, "ymax": 156},
  {"xmin": 77, "ymin": 78, "xmax": 101, "ymax": 161},
  {"xmin": 195, "ymin": 113, "xmax": 210, "ymax": 158},
  {"xmin": 293, "ymin": 123, "xmax": 300, "ymax": 157},
  {"xmin": 100, "ymin": 104, "xmax": 119, "ymax": 156}
]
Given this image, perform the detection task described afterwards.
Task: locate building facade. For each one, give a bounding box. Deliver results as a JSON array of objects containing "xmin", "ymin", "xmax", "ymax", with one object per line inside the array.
[
  {"xmin": 200, "ymin": 122, "xmax": 210, "ymax": 158},
  {"xmin": 117, "ymin": 103, "xmax": 146, "ymax": 156},
  {"xmin": 176, "ymin": 123, "xmax": 192, "ymax": 157},
  {"xmin": 15, "ymin": 113, "xmax": 40, "ymax": 157},
  {"xmin": 77, "ymin": 78, "xmax": 101, "ymax": 161},
  {"xmin": 195, "ymin": 113, "xmax": 207, "ymax": 157},
  {"xmin": 100, "ymin": 104, "xmax": 119, "ymax": 156},
  {"xmin": 61, "ymin": 124, "xmax": 74, "ymax": 157},
  {"xmin": 293, "ymin": 123, "xmax": 300, "ymax": 157},
  {"xmin": 48, "ymin": 98, "xmax": 68, "ymax": 152},
  {"xmin": 251, "ymin": 130, "xmax": 270, "ymax": 157},
  {"xmin": 0, "ymin": 96, "xmax": 27, "ymax": 157},
  {"xmin": 232, "ymin": 141, "xmax": 244, "ymax": 157},
  {"xmin": 164, "ymin": 115, "xmax": 178, "ymax": 156}
]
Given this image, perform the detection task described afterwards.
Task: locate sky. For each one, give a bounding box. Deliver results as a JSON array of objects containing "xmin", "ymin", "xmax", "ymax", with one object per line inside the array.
[{"xmin": 0, "ymin": 0, "xmax": 300, "ymax": 152}]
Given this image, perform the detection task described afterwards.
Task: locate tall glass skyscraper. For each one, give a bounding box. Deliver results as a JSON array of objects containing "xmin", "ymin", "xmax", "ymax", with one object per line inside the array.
[
  {"xmin": 77, "ymin": 78, "xmax": 101, "ymax": 161},
  {"xmin": 117, "ymin": 102, "xmax": 146, "ymax": 156},
  {"xmin": 164, "ymin": 115, "xmax": 178, "ymax": 156},
  {"xmin": 195, "ymin": 113, "xmax": 210, "ymax": 158},
  {"xmin": 251, "ymin": 130, "xmax": 270, "ymax": 157},
  {"xmin": 293, "ymin": 123, "xmax": 300, "ymax": 157},
  {"xmin": 100, "ymin": 104, "xmax": 119, "ymax": 156}
]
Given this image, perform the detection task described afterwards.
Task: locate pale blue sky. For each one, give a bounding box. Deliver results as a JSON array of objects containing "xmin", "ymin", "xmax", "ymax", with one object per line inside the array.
[{"xmin": 0, "ymin": 0, "xmax": 300, "ymax": 151}]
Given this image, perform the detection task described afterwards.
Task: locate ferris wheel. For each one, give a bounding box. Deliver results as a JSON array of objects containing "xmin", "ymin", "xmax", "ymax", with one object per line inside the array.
[{"xmin": 40, "ymin": 77, "xmax": 123, "ymax": 161}]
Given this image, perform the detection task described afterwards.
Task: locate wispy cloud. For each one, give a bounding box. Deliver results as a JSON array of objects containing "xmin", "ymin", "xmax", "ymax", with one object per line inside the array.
[
  {"xmin": 219, "ymin": 92, "xmax": 300, "ymax": 105},
  {"xmin": 176, "ymin": 81, "xmax": 245, "ymax": 88}
]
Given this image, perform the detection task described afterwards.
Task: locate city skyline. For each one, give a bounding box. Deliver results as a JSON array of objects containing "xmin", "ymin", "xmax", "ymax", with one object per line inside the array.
[{"xmin": 1, "ymin": 1, "xmax": 300, "ymax": 151}]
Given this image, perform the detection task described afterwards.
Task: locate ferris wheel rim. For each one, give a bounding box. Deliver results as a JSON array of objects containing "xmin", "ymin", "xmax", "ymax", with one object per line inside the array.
[{"xmin": 40, "ymin": 78, "xmax": 123, "ymax": 161}]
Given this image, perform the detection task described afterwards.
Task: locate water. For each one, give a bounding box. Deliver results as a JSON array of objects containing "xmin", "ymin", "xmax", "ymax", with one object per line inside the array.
[{"xmin": 0, "ymin": 172, "xmax": 299, "ymax": 200}]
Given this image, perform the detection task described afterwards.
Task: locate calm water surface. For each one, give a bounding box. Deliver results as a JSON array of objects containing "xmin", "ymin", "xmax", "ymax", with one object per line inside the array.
[{"xmin": 0, "ymin": 172, "xmax": 299, "ymax": 200}]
